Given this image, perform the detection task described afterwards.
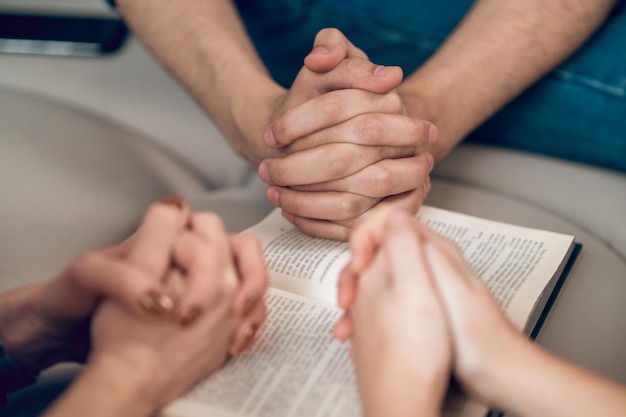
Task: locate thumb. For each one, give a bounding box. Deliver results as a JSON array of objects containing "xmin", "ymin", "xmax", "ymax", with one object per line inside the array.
[{"xmin": 304, "ymin": 28, "xmax": 369, "ymax": 73}]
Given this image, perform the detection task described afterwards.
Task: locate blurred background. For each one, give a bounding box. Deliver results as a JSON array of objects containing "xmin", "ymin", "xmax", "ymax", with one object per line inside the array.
[
  {"xmin": 0, "ymin": 0, "xmax": 250, "ymax": 189},
  {"xmin": 0, "ymin": 0, "xmax": 126, "ymax": 57}
]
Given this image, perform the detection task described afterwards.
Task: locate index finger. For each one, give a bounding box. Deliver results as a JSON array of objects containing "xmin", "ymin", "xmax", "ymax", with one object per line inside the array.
[
  {"xmin": 269, "ymin": 88, "xmax": 404, "ymax": 148},
  {"xmin": 125, "ymin": 197, "xmax": 190, "ymax": 279},
  {"xmin": 173, "ymin": 212, "xmax": 238, "ymax": 324},
  {"xmin": 230, "ymin": 233, "xmax": 268, "ymax": 318},
  {"xmin": 349, "ymin": 206, "xmax": 397, "ymax": 274},
  {"xmin": 383, "ymin": 211, "xmax": 434, "ymax": 299}
]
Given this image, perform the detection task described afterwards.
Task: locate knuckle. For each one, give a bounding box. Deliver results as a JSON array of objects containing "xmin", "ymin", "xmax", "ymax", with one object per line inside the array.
[
  {"xmin": 354, "ymin": 114, "xmax": 384, "ymax": 144},
  {"xmin": 338, "ymin": 195, "xmax": 368, "ymax": 219},
  {"xmin": 324, "ymin": 146, "xmax": 353, "ymax": 178},
  {"xmin": 367, "ymin": 165, "xmax": 394, "ymax": 197},
  {"xmin": 342, "ymin": 57, "xmax": 366, "ymax": 75},
  {"xmin": 335, "ymin": 59, "xmax": 368, "ymax": 90},
  {"xmin": 319, "ymin": 93, "xmax": 347, "ymax": 119}
]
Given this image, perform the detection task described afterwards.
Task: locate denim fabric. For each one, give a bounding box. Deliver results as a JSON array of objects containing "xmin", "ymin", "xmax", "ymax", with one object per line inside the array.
[{"xmin": 235, "ymin": 0, "xmax": 626, "ymax": 172}]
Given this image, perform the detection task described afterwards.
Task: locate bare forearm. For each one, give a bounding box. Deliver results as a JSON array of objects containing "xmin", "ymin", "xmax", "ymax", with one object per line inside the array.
[
  {"xmin": 482, "ymin": 340, "xmax": 626, "ymax": 417},
  {"xmin": 42, "ymin": 356, "xmax": 156, "ymax": 417},
  {"xmin": 116, "ymin": 0, "xmax": 283, "ymax": 164},
  {"xmin": 360, "ymin": 367, "xmax": 445, "ymax": 417},
  {"xmin": 399, "ymin": 0, "xmax": 617, "ymax": 160},
  {"xmin": 0, "ymin": 284, "xmax": 60, "ymax": 372}
]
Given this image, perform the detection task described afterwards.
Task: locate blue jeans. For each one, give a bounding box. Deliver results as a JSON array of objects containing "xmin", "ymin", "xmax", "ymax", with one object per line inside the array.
[{"xmin": 235, "ymin": 0, "xmax": 626, "ymax": 173}]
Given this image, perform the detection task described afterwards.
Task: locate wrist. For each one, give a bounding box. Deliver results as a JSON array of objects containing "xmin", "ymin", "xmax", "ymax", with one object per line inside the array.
[
  {"xmin": 226, "ymin": 75, "xmax": 286, "ymax": 166},
  {"xmin": 116, "ymin": 0, "xmax": 281, "ymax": 167},
  {"xmin": 82, "ymin": 352, "xmax": 161, "ymax": 415},
  {"xmin": 397, "ymin": 82, "xmax": 457, "ymax": 162},
  {"xmin": 43, "ymin": 353, "xmax": 159, "ymax": 417},
  {"xmin": 461, "ymin": 333, "xmax": 538, "ymax": 410},
  {"xmin": 362, "ymin": 367, "xmax": 445, "ymax": 417}
]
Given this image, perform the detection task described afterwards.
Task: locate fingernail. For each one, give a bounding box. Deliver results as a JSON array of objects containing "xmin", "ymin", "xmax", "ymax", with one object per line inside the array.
[
  {"xmin": 425, "ymin": 153, "xmax": 434, "ymax": 170},
  {"xmin": 427, "ymin": 124, "xmax": 438, "ymax": 144},
  {"xmin": 258, "ymin": 162, "xmax": 271, "ymax": 184},
  {"xmin": 266, "ymin": 186, "xmax": 280, "ymax": 206},
  {"xmin": 139, "ymin": 290, "xmax": 175, "ymax": 317},
  {"xmin": 281, "ymin": 210, "xmax": 294, "ymax": 223},
  {"xmin": 310, "ymin": 46, "xmax": 329, "ymax": 55},
  {"xmin": 424, "ymin": 176, "xmax": 432, "ymax": 194},
  {"xmin": 374, "ymin": 65, "xmax": 387, "ymax": 76},
  {"xmin": 159, "ymin": 196, "xmax": 186, "ymax": 211},
  {"xmin": 264, "ymin": 128, "xmax": 277, "ymax": 147},
  {"xmin": 180, "ymin": 306, "xmax": 202, "ymax": 327},
  {"xmin": 237, "ymin": 323, "xmax": 259, "ymax": 352},
  {"xmin": 242, "ymin": 291, "xmax": 261, "ymax": 316}
]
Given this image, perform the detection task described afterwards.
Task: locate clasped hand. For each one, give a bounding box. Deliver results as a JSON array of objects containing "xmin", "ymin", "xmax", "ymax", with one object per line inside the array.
[
  {"xmin": 335, "ymin": 208, "xmax": 527, "ymax": 415},
  {"xmin": 0, "ymin": 198, "xmax": 268, "ymax": 410},
  {"xmin": 258, "ymin": 29, "xmax": 437, "ymax": 240}
]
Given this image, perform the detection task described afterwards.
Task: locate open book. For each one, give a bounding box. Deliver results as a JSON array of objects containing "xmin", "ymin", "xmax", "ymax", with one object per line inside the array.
[{"xmin": 163, "ymin": 205, "xmax": 578, "ymax": 417}]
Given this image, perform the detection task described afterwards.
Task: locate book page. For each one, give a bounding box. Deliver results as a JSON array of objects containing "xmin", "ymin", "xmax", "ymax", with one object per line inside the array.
[
  {"xmin": 417, "ymin": 206, "xmax": 574, "ymax": 331},
  {"xmin": 163, "ymin": 288, "xmax": 487, "ymax": 417},
  {"xmin": 244, "ymin": 206, "xmax": 574, "ymax": 329},
  {"xmin": 163, "ymin": 289, "xmax": 359, "ymax": 417},
  {"xmin": 170, "ymin": 206, "xmax": 575, "ymax": 417},
  {"xmin": 242, "ymin": 209, "xmax": 350, "ymax": 305}
]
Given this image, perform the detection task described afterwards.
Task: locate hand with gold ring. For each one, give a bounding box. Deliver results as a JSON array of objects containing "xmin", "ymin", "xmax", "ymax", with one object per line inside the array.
[
  {"xmin": 0, "ymin": 198, "xmax": 268, "ymax": 416},
  {"xmin": 54, "ymin": 210, "xmax": 256, "ymax": 416},
  {"xmin": 167, "ymin": 213, "xmax": 269, "ymax": 356},
  {"xmin": 0, "ymin": 196, "xmax": 192, "ymax": 373}
]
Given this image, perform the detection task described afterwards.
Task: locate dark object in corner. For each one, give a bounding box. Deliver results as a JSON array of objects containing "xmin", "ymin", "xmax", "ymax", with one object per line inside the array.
[{"xmin": 0, "ymin": 13, "xmax": 129, "ymax": 57}]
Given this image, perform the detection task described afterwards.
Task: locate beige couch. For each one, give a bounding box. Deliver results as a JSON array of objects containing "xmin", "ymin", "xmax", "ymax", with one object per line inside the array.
[{"xmin": 2, "ymin": 35, "xmax": 625, "ymax": 416}]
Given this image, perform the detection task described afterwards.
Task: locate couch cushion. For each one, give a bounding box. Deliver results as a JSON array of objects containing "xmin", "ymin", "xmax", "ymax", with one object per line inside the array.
[
  {"xmin": 0, "ymin": 87, "xmax": 207, "ymax": 291},
  {"xmin": 0, "ymin": 38, "xmax": 251, "ymax": 189},
  {"xmin": 432, "ymin": 144, "xmax": 626, "ymax": 259}
]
